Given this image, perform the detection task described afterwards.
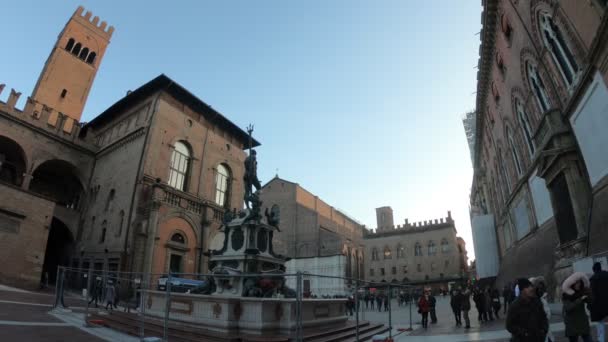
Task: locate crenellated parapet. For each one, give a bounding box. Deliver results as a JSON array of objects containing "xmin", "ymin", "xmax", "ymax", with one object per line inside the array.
[
  {"xmin": 0, "ymin": 84, "xmax": 96, "ymax": 148},
  {"xmin": 365, "ymin": 210, "xmax": 455, "ymax": 236},
  {"xmin": 72, "ymin": 6, "xmax": 114, "ymax": 38}
]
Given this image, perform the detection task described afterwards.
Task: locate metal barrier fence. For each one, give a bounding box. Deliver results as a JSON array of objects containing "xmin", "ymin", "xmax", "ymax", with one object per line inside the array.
[{"xmin": 54, "ymin": 266, "xmax": 424, "ymax": 341}]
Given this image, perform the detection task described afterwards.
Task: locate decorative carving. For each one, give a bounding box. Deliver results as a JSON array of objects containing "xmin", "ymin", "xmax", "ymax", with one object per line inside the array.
[
  {"xmin": 231, "ymin": 227, "xmax": 244, "ymax": 250},
  {"xmin": 257, "ymin": 230, "xmax": 267, "ymax": 253},
  {"xmin": 233, "ymin": 301, "xmax": 243, "ymax": 320},
  {"xmin": 212, "ymin": 303, "xmax": 222, "ymax": 318},
  {"xmin": 275, "ymin": 303, "xmax": 283, "ymax": 320}
]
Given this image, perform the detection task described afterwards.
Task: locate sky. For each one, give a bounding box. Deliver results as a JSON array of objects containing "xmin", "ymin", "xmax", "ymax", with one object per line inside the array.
[{"xmin": 1, "ymin": 1, "xmax": 482, "ymax": 260}]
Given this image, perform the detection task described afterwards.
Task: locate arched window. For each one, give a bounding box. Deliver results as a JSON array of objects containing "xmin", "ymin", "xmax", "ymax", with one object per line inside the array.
[
  {"xmin": 492, "ymin": 82, "xmax": 500, "ymax": 104},
  {"xmin": 116, "ymin": 210, "xmax": 125, "ymax": 237},
  {"xmin": 215, "ymin": 164, "xmax": 231, "ymax": 207},
  {"xmin": 86, "ymin": 52, "xmax": 97, "ymax": 64},
  {"xmin": 498, "ymin": 149, "xmax": 512, "ymax": 196},
  {"xmin": 441, "ymin": 239, "xmax": 449, "ymax": 253},
  {"xmin": 539, "ymin": 12, "xmax": 579, "ymax": 87},
  {"xmin": 396, "ymin": 244, "xmax": 405, "ymax": 258},
  {"xmin": 516, "ymin": 99, "xmax": 536, "ymax": 156},
  {"xmin": 496, "ymin": 52, "xmax": 506, "ymax": 76},
  {"xmin": 72, "ymin": 43, "xmax": 82, "ymax": 56},
  {"xmin": 371, "ymin": 248, "xmax": 378, "ymax": 261},
  {"xmin": 428, "ymin": 241, "xmax": 436, "ymax": 255},
  {"xmin": 79, "ymin": 47, "xmax": 89, "ymax": 61},
  {"xmin": 526, "ymin": 62, "xmax": 551, "ymax": 113},
  {"xmin": 99, "ymin": 220, "xmax": 107, "ymax": 243},
  {"xmin": 65, "ymin": 38, "xmax": 75, "ymax": 51},
  {"xmin": 171, "ymin": 232, "xmax": 186, "ymax": 244},
  {"xmin": 383, "ymin": 246, "xmax": 392, "ymax": 260},
  {"xmin": 105, "ymin": 189, "xmax": 115, "ymax": 212},
  {"xmin": 168, "ymin": 142, "xmax": 191, "ymax": 191},
  {"xmin": 414, "ymin": 243, "xmax": 422, "ymax": 256},
  {"xmin": 501, "ymin": 14, "xmax": 513, "ymax": 42},
  {"xmin": 507, "ymin": 126, "xmax": 523, "ymax": 176}
]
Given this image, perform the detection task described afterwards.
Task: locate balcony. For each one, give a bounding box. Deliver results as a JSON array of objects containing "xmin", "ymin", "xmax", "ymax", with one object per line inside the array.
[
  {"xmin": 533, "ymin": 109, "xmax": 570, "ymax": 150},
  {"xmin": 154, "ymin": 185, "xmax": 225, "ymax": 222}
]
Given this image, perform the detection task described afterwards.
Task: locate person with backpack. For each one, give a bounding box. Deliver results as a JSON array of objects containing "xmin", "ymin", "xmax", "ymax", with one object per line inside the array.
[
  {"xmin": 418, "ymin": 289, "xmax": 431, "ymax": 329},
  {"xmin": 562, "ymin": 272, "xmax": 592, "ymax": 342}
]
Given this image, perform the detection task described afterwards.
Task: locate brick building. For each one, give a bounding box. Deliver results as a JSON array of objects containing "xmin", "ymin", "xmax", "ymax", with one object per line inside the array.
[
  {"xmin": 468, "ymin": 0, "xmax": 608, "ymax": 297},
  {"xmin": 364, "ymin": 208, "xmax": 468, "ymax": 289},
  {"xmin": 0, "ymin": 7, "xmax": 255, "ymax": 288},
  {"xmin": 260, "ymin": 177, "xmax": 366, "ymax": 280}
]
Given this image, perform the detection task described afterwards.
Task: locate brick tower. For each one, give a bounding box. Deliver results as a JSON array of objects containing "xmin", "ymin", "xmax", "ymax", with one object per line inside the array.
[
  {"xmin": 31, "ymin": 6, "xmax": 113, "ymax": 122},
  {"xmin": 376, "ymin": 206, "xmax": 394, "ymax": 230}
]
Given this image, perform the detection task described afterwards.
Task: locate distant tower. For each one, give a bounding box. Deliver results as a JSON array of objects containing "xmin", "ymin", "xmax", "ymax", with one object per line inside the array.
[
  {"xmin": 31, "ymin": 6, "xmax": 114, "ymax": 122},
  {"xmin": 375, "ymin": 206, "xmax": 394, "ymax": 230}
]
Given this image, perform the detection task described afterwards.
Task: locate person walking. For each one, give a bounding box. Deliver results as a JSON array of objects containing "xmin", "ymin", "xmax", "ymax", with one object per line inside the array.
[
  {"xmin": 370, "ymin": 294, "xmax": 375, "ymax": 311},
  {"xmin": 484, "ymin": 287, "xmax": 494, "ymax": 321},
  {"xmin": 450, "ymin": 287, "xmax": 463, "ymax": 326},
  {"xmin": 429, "ymin": 292, "xmax": 438, "ymax": 324},
  {"xmin": 562, "ymin": 272, "xmax": 592, "ymax": 342},
  {"xmin": 590, "ymin": 262, "xmax": 608, "ymax": 342},
  {"xmin": 376, "ymin": 294, "xmax": 382, "ymax": 312},
  {"xmin": 418, "ymin": 290, "xmax": 431, "ymax": 329},
  {"xmin": 104, "ymin": 280, "xmax": 116, "ymax": 311},
  {"xmin": 461, "ymin": 286, "xmax": 472, "ymax": 329},
  {"xmin": 506, "ymin": 278, "xmax": 548, "ymax": 342},
  {"xmin": 531, "ymin": 277, "xmax": 554, "ymax": 342},
  {"xmin": 384, "ymin": 295, "xmax": 389, "ymax": 312},
  {"xmin": 473, "ymin": 288, "xmax": 486, "ymax": 322},
  {"xmin": 491, "ymin": 287, "xmax": 502, "ymax": 320},
  {"xmin": 503, "ymin": 284, "xmax": 512, "ymax": 315},
  {"xmin": 365, "ymin": 294, "xmax": 370, "ymax": 311},
  {"xmin": 88, "ymin": 278, "xmax": 101, "ymax": 308}
]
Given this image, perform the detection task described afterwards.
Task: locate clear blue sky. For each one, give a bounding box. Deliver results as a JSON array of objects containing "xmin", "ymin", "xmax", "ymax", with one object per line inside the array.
[{"xmin": 1, "ymin": 1, "xmax": 481, "ymax": 260}]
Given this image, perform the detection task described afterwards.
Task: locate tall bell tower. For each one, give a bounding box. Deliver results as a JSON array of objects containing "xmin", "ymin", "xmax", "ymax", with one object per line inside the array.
[{"xmin": 31, "ymin": 6, "xmax": 113, "ymax": 122}]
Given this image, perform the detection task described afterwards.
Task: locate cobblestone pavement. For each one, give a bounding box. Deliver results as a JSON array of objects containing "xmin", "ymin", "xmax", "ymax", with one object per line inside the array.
[
  {"xmin": 349, "ymin": 296, "xmax": 605, "ymax": 342},
  {"xmin": 0, "ymin": 287, "xmax": 110, "ymax": 342}
]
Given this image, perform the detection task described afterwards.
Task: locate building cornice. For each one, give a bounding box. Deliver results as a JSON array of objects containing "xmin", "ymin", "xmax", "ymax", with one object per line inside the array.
[{"xmin": 473, "ymin": 0, "xmax": 499, "ymax": 172}]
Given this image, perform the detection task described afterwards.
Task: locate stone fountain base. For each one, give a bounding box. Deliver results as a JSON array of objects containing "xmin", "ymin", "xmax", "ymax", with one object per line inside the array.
[{"xmin": 144, "ymin": 290, "xmax": 348, "ymax": 336}]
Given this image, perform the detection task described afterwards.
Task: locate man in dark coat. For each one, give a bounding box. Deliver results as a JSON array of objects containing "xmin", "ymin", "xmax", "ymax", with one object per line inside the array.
[
  {"xmin": 590, "ymin": 262, "xmax": 608, "ymax": 342},
  {"xmin": 429, "ymin": 293, "xmax": 438, "ymax": 324},
  {"xmin": 461, "ymin": 287, "xmax": 472, "ymax": 329},
  {"xmin": 450, "ymin": 287, "xmax": 463, "ymax": 326},
  {"xmin": 506, "ymin": 278, "xmax": 548, "ymax": 342}
]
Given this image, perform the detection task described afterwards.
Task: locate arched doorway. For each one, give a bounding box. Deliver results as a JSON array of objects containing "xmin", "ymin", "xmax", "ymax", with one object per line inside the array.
[
  {"xmin": 41, "ymin": 218, "xmax": 74, "ymax": 284},
  {"xmin": 0, "ymin": 136, "xmax": 27, "ymax": 186},
  {"xmin": 29, "ymin": 159, "xmax": 83, "ymax": 208}
]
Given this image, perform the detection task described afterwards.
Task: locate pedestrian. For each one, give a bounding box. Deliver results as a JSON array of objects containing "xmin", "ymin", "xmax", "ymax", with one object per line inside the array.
[
  {"xmin": 490, "ymin": 287, "xmax": 501, "ymax": 320},
  {"xmin": 113, "ymin": 281, "xmax": 120, "ymax": 309},
  {"xmin": 384, "ymin": 295, "xmax": 389, "ymax": 312},
  {"xmin": 484, "ymin": 287, "xmax": 494, "ymax": 321},
  {"xmin": 347, "ymin": 296, "xmax": 354, "ymax": 316},
  {"xmin": 461, "ymin": 286, "xmax": 472, "ymax": 329},
  {"xmin": 105, "ymin": 280, "xmax": 116, "ymax": 311},
  {"xmin": 365, "ymin": 294, "xmax": 370, "ymax": 310},
  {"xmin": 376, "ymin": 294, "xmax": 382, "ymax": 312},
  {"xmin": 88, "ymin": 278, "xmax": 101, "ymax": 308},
  {"xmin": 530, "ymin": 277, "xmax": 554, "ymax": 342},
  {"xmin": 418, "ymin": 290, "xmax": 431, "ymax": 329},
  {"xmin": 450, "ymin": 287, "xmax": 463, "ymax": 326},
  {"xmin": 589, "ymin": 262, "xmax": 608, "ymax": 342},
  {"xmin": 473, "ymin": 288, "xmax": 486, "ymax": 322},
  {"xmin": 562, "ymin": 272, "xmax": 592, "ymax": 342},
  {"xmin": 506, "ymin": 278, "xmax": 548, "ymax": 342},
  {"xmin": 503, "ymin": 283, "xmax": 512, "ymax": 314},
  {"xmin": 429, "ymin": 291, "xmax": 438, "ymax": 324}
]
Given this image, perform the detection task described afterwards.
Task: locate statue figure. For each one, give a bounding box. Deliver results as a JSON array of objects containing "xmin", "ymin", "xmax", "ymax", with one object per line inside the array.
[
  {"xmin": 265, "ymin": 204, "xmax": 281, "ymax": 229},
  {"xmin": 243, "ymin": 149, "xmax": 262, "ymax": 209}
]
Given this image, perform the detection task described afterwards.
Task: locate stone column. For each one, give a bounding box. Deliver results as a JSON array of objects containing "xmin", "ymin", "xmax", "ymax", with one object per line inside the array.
[
  {"xmin": 142, "ymin": 187, "xmax": 163, "ymax": 276},
  {"xmin": 21, "ymin": 173, "xmax": 33, "ymax": 190}
]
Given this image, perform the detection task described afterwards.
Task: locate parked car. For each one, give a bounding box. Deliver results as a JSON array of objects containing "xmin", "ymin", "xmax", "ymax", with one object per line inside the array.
[{"xmin": 157, "ymin": 275, "xmax": 207, "ymax": 293}]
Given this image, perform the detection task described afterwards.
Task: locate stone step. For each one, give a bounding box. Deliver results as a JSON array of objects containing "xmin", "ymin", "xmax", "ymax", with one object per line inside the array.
[
  {"xmin": 305, "ymin": 323, "xmax": 387, "ymax": 342},
  {"xmin": 340, "ymin": 326, "xmax": 392, "ymax": 342},
  {"xmin": 302, "ymin": 321, "xmax": 370, "ymax": 340},
  {"xmin": 89, "ymin": 311, "xmax": 239, "ymax": 342}
]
